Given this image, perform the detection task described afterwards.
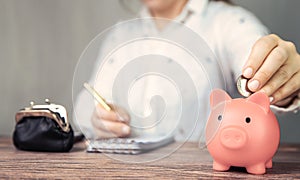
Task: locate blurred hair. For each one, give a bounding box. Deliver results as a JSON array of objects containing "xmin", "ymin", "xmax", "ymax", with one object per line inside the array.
[{"xmin": 210, "ymin": 0, "xmax": 232, "ymax": 3}]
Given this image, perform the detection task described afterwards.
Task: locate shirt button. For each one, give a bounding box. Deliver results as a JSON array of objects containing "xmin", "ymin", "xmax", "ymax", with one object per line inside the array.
[
  {"xmin": 109, "ymin": 58, "xmax": 114, "ymax": 64},
  {"xmin": 179, "ymin": 128, "xmax": 185, "ymax": 135},
  {"xmin": 239, "ymin": 18, "xmax": 245, "ymax": 24},
  {"xmin": 205, "ymin": 57, "xmax": 212, "ymax": 63}
]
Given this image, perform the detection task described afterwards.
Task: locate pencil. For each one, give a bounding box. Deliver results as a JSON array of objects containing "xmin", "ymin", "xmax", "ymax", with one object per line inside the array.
[{"xmin": 83, "ymin": 83, "xmax": 112, "ymax": 111}]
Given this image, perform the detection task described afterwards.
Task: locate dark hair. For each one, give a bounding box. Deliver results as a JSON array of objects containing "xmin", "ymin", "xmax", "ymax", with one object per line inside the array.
[{"xmin": 210, "ymin": 0, "xmax": 231, "ymax": 3}]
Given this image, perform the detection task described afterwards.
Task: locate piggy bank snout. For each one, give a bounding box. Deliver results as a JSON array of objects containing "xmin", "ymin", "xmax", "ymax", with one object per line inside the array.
[{"xmin": 220, "ymin": 127, "xmax": 247, "ymax": 149}]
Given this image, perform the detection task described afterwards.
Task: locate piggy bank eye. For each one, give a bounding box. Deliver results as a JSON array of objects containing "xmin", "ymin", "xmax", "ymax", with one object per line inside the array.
[
  {"xmin": 245, "ymin": 117, "xmax": 251, "ymax": 123},
  {"xmin": 217, "ymin": 115, "xmax": 222, "ymax": 121}
]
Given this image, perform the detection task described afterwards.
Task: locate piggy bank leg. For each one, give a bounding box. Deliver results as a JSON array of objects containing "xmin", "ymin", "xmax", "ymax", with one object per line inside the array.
[
  {"xmin": 213, "ymin": 160, "xmax": 230, "ymax": 171},
  {"xmin": 266, "ymin": 159, "xmax": 272, "ymax": 168},
  {"xmin": 246, "ymin": 163, "xmax": 266, "ymax": 175}
]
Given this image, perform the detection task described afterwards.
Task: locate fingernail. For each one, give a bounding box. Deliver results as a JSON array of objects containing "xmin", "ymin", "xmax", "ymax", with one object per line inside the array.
[
  {"xmin": 269, "ymin": 97, "xmax": 274, "ymax": 103},
  {"xmin": 122, "ymin": 126, "xmax": 130, "ymax": 134},
  {"xmin": 117, "ymin": 115, "xmax": 125, "ymax": 122},
  {"xmin": 118, "ymin": 115, "xmax": 129, "ymax": 122},
  {"xmin": 243, "ymin": 67, "xmax": 253, "ymax": 78},
  {"xmin": 248, "ymin": 80, "xmax": 260, "ymax": 91}
]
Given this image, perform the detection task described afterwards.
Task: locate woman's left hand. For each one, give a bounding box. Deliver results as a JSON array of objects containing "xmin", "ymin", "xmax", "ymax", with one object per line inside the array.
[{"xmin": 242, "ymin": 34, "xmax": 300, "ymax": 106}]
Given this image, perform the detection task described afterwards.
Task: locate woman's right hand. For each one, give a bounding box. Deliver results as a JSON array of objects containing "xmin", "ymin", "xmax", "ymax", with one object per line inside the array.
[{"xmin": 91, "ymin": 103, "xmax": 131, "ymax": 138}]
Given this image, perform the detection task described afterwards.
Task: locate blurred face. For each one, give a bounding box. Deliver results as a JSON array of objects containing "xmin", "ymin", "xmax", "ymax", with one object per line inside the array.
[{"xmin": 142, "ymin": 0, "xmax": 179, "ymax": 12}]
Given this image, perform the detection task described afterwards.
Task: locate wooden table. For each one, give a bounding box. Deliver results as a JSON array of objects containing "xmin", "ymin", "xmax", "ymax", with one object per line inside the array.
[{"xmin": 0, "ymin": 137, "xmax": 300, "ymax": 179}]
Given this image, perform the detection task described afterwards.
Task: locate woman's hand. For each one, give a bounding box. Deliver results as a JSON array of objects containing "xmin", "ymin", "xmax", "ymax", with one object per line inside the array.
[
  {"xmin": 243, "ymin": 34, "xmax": 300, "ymax": 106},
  {"xmin": 91, "ymin": 103, "xmax": 131, "ymax": 138}
]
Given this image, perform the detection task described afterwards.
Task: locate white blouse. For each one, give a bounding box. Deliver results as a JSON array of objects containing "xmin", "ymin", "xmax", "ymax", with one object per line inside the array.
[{"xmin": 74, "ymin": 0, "xmax": 299, "ymax": 142}]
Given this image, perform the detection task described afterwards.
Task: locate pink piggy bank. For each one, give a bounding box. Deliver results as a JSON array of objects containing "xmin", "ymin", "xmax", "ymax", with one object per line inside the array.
[{"xmin": 206, "ymin": 89, "xmax": 280, "ymax": 175}]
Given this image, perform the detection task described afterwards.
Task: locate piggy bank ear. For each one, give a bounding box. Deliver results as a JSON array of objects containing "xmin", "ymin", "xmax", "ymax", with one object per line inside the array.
[
  {"xmin": 247, "ymin": 92, "xmax": 270, "ymax": 113},
  {"xmin": 210, "ymin": 89, "xmax": 231, "ymax": 108}
]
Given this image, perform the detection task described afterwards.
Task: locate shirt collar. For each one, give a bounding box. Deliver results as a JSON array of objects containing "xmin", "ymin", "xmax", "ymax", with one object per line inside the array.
[
  {"xmin": 139, "ymin": 0, "xmax": 208, "ymax": 18},
  {"xmin": 186, "ymin": 0, "xmax": 208, "ymax": 15}
]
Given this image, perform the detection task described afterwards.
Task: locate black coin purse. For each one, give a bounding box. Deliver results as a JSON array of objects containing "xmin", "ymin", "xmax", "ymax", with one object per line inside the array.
[{"xmin": 13, "ymin": 99, "xmax": 74, "ymax": 152}]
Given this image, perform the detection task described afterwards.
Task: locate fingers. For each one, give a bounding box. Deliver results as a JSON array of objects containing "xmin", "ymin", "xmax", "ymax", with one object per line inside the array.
[
  {"xmin": 92, "ymin": 128, "xmax": 118, "ymax": 139},
  {"xmin": 247, "ymin": 46, "xmax": 289, "ymax": 92},
  {"xmin": 259, "ymin": 62, "xmax": 298, "ymax": 96},
  {"xmin": 92, "ymin": 103, "xmax": 131, "ymax": 138},
  {"xmin": 92, "ymin": 117, "xmax": 131, "ymax": 138},
  {"xmin": 243, "ymin": 34, "xmax": 279, "ymax": 79},
  {"xmin": 95, "ymin": 104, "xmax": 130, "ymax": 124},
  {"xmin": 112, "ymin": 105, "xmax": 131, "ymax": 123},
  {"xmin": 271, "ymin": 72, "xmax": 300, "ymax": 104},
  {"xmin": 274, "ymin": 97, "xmax": 294, "ymax": 107},
  {"xmin": 243, "ymin": 34, "xmax": 300, "ymax": 105}
]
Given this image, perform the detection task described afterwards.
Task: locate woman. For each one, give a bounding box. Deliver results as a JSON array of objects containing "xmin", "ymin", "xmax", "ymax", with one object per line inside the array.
[{"xmin": 75, "ymin": 0, "xmax": 300, "ymax": 141}]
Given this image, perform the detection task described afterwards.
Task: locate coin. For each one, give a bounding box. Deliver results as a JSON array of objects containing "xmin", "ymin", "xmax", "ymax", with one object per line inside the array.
[{"xmin": 237, "ymin": 75, "xmax": 253, "ymax": 97}]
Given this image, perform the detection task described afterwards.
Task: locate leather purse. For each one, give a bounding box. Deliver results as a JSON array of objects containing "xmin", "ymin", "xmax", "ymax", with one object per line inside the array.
[{"xmin": 13, "ymin": 99, "xmax": 74, "ymax": 152}]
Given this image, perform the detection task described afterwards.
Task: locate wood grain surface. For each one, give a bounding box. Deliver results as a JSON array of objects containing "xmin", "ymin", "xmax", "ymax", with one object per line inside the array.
[{"xmin": 0, "ymin": 137, "xmax": 300, "ymax": 179}]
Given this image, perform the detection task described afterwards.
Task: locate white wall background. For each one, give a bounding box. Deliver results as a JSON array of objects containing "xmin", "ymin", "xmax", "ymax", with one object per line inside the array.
[{"xmin": 0, "ymin": 0, "xmax": 299, "ymax": 142}]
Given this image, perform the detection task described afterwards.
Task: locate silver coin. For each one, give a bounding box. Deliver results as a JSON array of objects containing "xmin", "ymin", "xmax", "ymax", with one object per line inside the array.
[{"xmin": 237, "ymin": 75, "xmax": 252, "ymax": 97}]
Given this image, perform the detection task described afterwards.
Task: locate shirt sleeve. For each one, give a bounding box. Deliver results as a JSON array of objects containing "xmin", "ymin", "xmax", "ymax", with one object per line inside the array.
[{"xmin": 271, "ymin": 97, "xmax": 300, "ymax": 114}]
